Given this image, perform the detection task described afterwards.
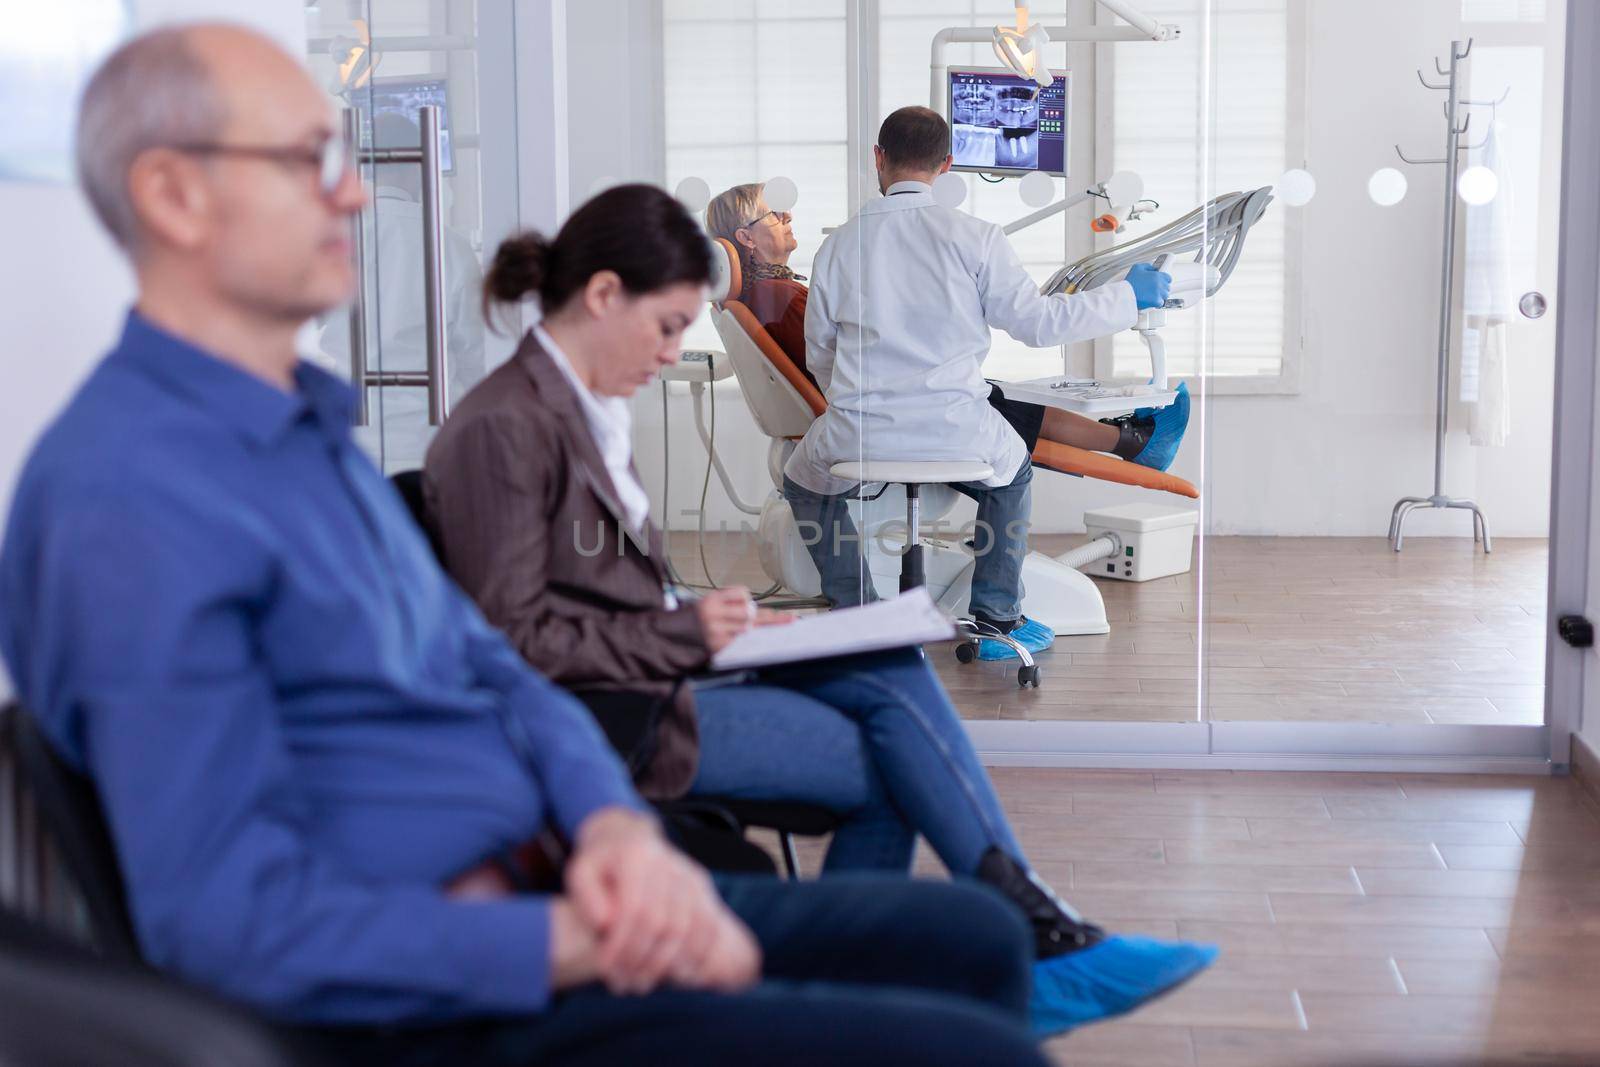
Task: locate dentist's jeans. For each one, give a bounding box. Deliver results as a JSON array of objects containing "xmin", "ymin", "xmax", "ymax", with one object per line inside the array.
[
  {"xmin": 687, "ymin": 647, "xmax": 1026, "ymax": 875},
  {"xmin": 781, "ymin": 463, "xmax": 1033, "ymax": 625}
]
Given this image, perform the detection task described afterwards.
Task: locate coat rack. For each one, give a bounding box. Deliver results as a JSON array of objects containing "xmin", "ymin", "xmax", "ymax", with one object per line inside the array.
[{"xmin": 1387, "ymin": 38, "xmax": 1500, "ymax": 554}]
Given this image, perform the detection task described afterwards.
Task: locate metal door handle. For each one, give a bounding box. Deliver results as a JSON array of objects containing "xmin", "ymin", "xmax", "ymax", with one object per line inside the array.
[
  {"xmin": 343, "ymin": 108, "xmax": 371, "ymax": 426},
  {"xmin": 342, "ymin": 105, "xmax": 451, "ymax": 427},
  {"xmin": 418, "ymin": 104, "xmax": 449, "ymax": 426}
]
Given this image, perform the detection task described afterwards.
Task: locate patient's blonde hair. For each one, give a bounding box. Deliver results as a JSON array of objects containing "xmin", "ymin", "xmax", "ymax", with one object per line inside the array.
[{"xmin": 705, "ymin": 182, "xmax": 764, "ymax": 262}]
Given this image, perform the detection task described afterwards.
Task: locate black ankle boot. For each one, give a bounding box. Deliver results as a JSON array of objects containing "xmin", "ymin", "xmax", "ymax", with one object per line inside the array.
[
  {"xmin": 977, "ymin": 847, "xmax": 1105, "ymax": 959},
  {"xmin": 1100, "ymin": 413, "xmax": 1156, "ymax": 461},
  {"xmin": 971, "ymin": 612, "xmax": 1020, "ymax": 636}
]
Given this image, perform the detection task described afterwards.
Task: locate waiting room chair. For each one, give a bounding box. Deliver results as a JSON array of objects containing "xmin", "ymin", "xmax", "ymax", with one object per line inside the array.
[
  {"xmin": 0, "ymin": 704, "xmax": 322, "ymax": 1066},
  {"xmin": 2, "ymin": 700, "xmax": 140, "ymax": 963},
  {"xmin": 0, "ymin": 905, "xmax": 313, "ymax": 1067},
  {"xmin": 388, "ymin": 471, "xmax": 840, "ymax": 878}
]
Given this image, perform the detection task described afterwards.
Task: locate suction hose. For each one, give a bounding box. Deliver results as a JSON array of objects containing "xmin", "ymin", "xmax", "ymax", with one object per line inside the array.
[{"xmin": 1057, "ymin": 534, "xmax": 1120, "ymax": 570}]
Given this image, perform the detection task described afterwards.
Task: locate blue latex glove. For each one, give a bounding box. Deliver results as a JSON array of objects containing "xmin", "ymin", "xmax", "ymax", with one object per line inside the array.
[{"xmin": 1125, "ymin": 263, "xmax": 1172, "ymax": 310}]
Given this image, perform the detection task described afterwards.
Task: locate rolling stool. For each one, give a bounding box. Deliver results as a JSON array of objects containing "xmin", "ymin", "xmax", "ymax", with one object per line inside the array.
[{"xmin": 829, "ymin": 461, "xmax": 1042, "ymax": 688}]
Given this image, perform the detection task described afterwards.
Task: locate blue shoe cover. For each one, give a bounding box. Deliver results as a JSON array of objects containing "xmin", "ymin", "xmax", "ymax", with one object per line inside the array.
[
  {"xmin": 1011, "ymin": 618, "xmax": 1054, "ymax": 646},
  {"xmin": 976, "ymin": 617, "xmax": 1055, "ymax": 661},
  {"xmin": 1132, "ymin": 382, "xmax": 1190, "ymax": 473},
  {"xmin": 1029, "ymin": 935, "xmax": 1219, "ymax": 1036}
]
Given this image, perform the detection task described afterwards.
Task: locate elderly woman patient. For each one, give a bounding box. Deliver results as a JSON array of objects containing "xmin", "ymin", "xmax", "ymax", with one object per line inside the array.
[{"xmin": 422, "ymin": 183, "xmax": 1215, "ymax": 1034}]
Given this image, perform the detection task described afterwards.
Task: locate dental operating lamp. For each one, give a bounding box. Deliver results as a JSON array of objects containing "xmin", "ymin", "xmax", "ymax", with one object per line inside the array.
[
  {"xmin": 993, "ymin": 3, "xmax": 1053, "ymax": 92},
  {"xmin": 933, "ymin": 0, "xmax": 1178, "ymax": 116}
]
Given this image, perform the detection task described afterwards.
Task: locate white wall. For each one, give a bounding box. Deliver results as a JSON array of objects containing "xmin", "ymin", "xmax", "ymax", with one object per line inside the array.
[
  {"xmin": 565, "ymin": 0, "xmax": 662, "ymax": 197},
  {"xmin": 0, "ymin": 2, "xmax": 306, "ymax": 698},
  {"xmin": 619, "ymin": 1, "xmax": 1565, "ymax": 540},
  {"xmin": 1196, "ymin": 0, "xmax": 1564, "ymax": 539},
  {"xmin": 0, "ymin": 185, "xmax": 130, "ymax": 516},
  {"xmin": 0, "ymin": 1, "xmax": 306, "ymax": 517}
]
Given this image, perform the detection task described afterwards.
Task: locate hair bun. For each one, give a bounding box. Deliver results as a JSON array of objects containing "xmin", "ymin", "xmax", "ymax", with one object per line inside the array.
[
  {"xmin": 484, "ymin": 230, "xmax": 552, "ymax": 306},
  {"xmin": 481, "ymin": 185, "xmax": 716, "ymax": 335}
]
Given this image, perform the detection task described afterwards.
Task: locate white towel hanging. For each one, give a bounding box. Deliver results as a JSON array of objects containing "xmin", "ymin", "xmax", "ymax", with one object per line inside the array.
[{"xmin": 1461, "ymin": 120, "xmax": 1514, "ymax": 446}]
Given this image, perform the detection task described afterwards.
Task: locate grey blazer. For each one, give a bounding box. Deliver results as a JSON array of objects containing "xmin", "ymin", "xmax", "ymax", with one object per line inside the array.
[{"xmin": 422, "ymin": 330, "xmax": 705, "ymax": 799}]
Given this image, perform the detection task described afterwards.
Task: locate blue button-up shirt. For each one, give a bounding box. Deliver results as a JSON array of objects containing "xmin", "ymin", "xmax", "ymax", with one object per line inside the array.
[{"xmin": 0, "ymin": 311, "xmax": 644, "ymax": 1024}]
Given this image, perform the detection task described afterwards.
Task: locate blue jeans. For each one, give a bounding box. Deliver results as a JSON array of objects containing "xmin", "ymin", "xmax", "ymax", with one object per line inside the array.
[
  {"xmin": 781, "ymin": 464, "xmax": 1033, "ymax": 624},
  {"xmin": 294, "ymin": 876, "xmax": 1046, "ymax": 1067},
  {"xmin": 688, "ymin": 647, "xmax": 1026, "ymax": 875}
]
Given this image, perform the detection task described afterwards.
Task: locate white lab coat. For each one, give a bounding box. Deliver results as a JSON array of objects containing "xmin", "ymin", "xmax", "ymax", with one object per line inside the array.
[{"xmin": 785, "ymin": 181, "xmax": 1139, "ymax": 496}]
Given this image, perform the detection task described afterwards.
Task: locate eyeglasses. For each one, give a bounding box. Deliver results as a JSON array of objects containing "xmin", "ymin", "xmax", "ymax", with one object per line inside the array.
[
  {"xmin": 740, "ymin": 208, "xmax": 790, "ymax": 230},
  {"xmin": 170, "ymin": 135, "xmax": 354, "ymax": 197}
]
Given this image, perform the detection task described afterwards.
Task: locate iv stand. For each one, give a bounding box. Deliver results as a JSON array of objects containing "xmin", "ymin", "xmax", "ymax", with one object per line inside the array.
[{"xmin": 1387, "ymin": 39, "xmax": 1494, "ymax": 554}]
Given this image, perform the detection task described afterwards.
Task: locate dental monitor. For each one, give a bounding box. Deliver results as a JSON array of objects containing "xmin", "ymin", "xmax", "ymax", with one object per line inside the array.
[
  {"xmin": 947, "ymin": 67, "xmax": 1068, "ymax": 177},
  {"xmin": 366, "ymin": 75, "xmax": 456, "ymax": 175}
]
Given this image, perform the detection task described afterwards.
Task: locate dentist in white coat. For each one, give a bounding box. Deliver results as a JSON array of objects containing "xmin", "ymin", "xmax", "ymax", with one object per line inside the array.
[{"xmin": 782, "ymin": 106, "xmax": 1172, "ymax": 658}]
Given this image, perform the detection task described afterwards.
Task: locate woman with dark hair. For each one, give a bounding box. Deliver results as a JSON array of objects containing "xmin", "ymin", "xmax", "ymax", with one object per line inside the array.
[{"xmin": 423, "ymin": 183, "xmax": 1215, "ymax": 1034}]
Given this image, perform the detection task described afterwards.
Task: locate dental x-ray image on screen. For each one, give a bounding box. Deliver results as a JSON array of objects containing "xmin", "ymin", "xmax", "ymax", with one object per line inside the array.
[
  {"xmin": 366, "ymin": 75, "xmax": 455, "ymax": 175},
  {"xmin": 948, "ymin": 67, "xmax": 1069, "ymax": 176}
]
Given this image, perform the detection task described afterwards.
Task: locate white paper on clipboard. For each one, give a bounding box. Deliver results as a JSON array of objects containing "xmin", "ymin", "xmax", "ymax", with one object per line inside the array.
[{"xmin": 710, "ymin": 588, "xmax": 956, "ymax": 672}]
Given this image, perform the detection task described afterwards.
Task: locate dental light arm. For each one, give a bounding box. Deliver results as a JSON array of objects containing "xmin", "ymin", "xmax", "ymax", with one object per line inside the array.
[
  {"xmin": 1003, "ymin": 171, "xmax": 1154, "ymax": 237},
  {"xmin": 932, "ymin": 1, "xmax": 1178, "ymax": 115},
  {"xmin": 1043, "ymin": 186, "xmax": 1274, "ymax": 389},
  {"xmin": 1045, "ymin": 187, "xmax": 1272, "ymax": 297}
]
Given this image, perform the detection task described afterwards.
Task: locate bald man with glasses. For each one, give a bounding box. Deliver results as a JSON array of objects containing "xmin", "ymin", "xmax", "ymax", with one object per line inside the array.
[{"xmin": 0, "ymin": 23, "xmax": 1061, "ymax": 1067}]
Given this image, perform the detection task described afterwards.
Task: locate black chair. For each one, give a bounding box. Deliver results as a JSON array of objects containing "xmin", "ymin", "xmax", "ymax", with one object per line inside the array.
[
  {"xmin": 388, "ymin": 467, "xmax": 445, "ymax": 563},
  {"xmin": 2, "ymin": 702, "xmax": 140, "ymax": 963},
  {"xmin": 0, "ymin": 705, "xmax": 321, "ymax": 1065},
  {"xmin": 704, "ymin": 798, "xmax": 841, "ymax": 879},
  {"xmin": 0, "ymin": 906, "xmax": 314, "ymax": 1067},
  {"xmin": 389, "ymin": 471, "xmax": 843, "ymax": 878}
]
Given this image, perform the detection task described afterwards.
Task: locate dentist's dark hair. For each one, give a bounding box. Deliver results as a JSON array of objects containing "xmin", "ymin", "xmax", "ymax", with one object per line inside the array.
[
  {"xmin": 483, "ymin": 183, "xmax": 715, "ymax": 331},
  {"xmin": 877, "ymin": 106, "xmax": 951, "ymax": 172}
]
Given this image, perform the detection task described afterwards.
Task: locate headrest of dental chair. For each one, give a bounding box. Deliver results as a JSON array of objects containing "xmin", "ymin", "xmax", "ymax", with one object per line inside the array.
[{"xmin": 708, "ymin": 237, "xmax": 742, "ymax": 307}]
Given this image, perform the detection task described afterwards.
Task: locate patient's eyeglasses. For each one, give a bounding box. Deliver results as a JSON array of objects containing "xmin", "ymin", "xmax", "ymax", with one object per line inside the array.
[
  {"xmin": 170, "ymin": 134, "xmax": 354, "ymax": 198},
  {"xmin": 741, "ymin": 208, "xmax": 791, "ymax": 230}
]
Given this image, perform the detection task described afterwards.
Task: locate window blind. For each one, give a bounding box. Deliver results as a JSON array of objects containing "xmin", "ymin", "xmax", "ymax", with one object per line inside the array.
[
  {"xmin": 1461, "ymin": 0, "xmax": 1546, "ymax": 22},
  {"xmin": 1109, "ymin": 0, "xmax": 1291, "ymax": 381},
  {"xmin": 661, "ymin": 1, "xmax": 849, "ymax": 352}
]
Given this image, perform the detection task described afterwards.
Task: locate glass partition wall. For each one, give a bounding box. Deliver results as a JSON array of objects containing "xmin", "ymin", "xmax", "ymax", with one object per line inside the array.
[
  {"xmin": 1199, "ymin": 0, "xmax": 1564, "ymax": 767},
  {"xmin": 303, "ymin": 0, "xmax": 519, "ymax": 473},
  {"xmin": 877, "ymin": 0, "xmax": 1210, "ymax": 742},
  {"xmin": 648, "ymin": 0, "xmax": 1570, "ymax": 768},
  {"xmin": 311, "ymin": 0, "xmax": 1572, "ymax": 770}
]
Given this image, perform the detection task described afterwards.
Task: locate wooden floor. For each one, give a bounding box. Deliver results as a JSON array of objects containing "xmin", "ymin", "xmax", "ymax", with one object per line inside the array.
[
  {"xmin": 673, "ymin": 532, "xmax": 1589, "ymax": 1062},
  {"xmin": 672, "ymin": 533, "xmax": 1549, "ymax": 727},
  {"xmin": 766, "ymin": 767, "xmax": 1600, "ymax": 1067}
]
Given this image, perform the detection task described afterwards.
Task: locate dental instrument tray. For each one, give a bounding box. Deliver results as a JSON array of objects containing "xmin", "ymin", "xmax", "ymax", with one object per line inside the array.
[{"xmin": 995, "ymin": 377, "xmax": 1177, "ymax": 416}]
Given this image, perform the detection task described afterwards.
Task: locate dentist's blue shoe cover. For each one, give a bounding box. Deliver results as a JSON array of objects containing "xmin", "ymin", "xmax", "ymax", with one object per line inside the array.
[
  {"xmin": 976, "ymin": 617, "xmax": 1055, "ymax": 661},
  {"xmin": 1029, "ymin": 934, "xmax": 1219, "ymax": 1036},
  {"xmin": 1132, "ymin": 381, "xmax": 1191, "ymax": 472}
]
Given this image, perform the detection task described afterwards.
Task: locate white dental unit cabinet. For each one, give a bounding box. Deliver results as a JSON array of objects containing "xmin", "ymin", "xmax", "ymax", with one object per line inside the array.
[{"xmin": 1081, "ymin": 504, "xmax": 1200, "ymax": 583}]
